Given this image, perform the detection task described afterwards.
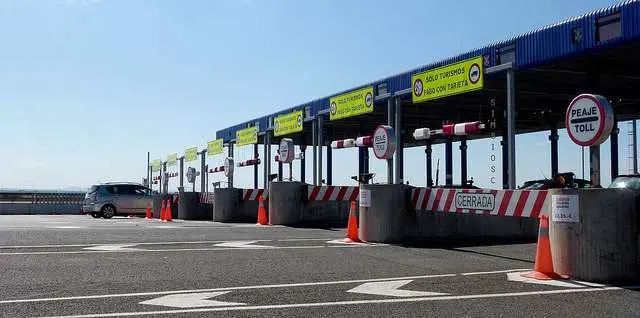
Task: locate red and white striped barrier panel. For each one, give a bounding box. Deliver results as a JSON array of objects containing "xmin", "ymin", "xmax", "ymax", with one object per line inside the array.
[
  {"xmin": 200, "ymin": 192, "xmax": 215, "ymax": 204},
  {"xmin": 209, "ymin": 166, "xmax": 225, "ymax": 173},
  {"xmin": 442, "ymin": 121, "xmax": 485, "ymax": 136},
  {"xmin": 242, "ymin": 189, "xmax": 268, "ymax": 201},
  {"xmin": 410, "ymin": 188, "xmax": 549, "ymax": 218},
  {"xmin": 237, "ymin": 158, "xmax": 261, "ymax": 167},
  {"xmin": 330, "ymin": 139, "xmax": 356, "ymax": 149},
  {"xmin": 355, "ymin": 136, "xmax": 372, "ymax": 147},
  {"xmin": 307, "ymin": 185, "xmax": 359, "ymax": 201}
]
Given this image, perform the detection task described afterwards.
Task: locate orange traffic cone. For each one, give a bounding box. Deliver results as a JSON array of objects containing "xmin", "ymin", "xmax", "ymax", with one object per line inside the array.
[
  {"xmin": 145, "ymin": 202, "xmax": 152, "ymax": 219},
  {"xmin": 522, "ymin": 215, "xmax": 564, "ymax": 280},
  {"xmin": 344, "ymin": 201, "xmax": 360, "ymax": 243},
  {"xmin": 256, "ymin": 195, "xmax": 268, "ymax": 226},
  {"xmin": 165, "ymin": 197, "xmax": 173, "ymax": 222},
  {"xmin": 160, "ymin": 199, "xmax": 167, "ymax": 221}
]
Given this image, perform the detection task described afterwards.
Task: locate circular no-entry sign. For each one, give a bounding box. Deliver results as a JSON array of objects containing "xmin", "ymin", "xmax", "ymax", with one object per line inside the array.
[
  {"xmin": 565, "ymin": 94, "xmax": 614, "ymax": 147},
  {"xmin": 278, "ymin": 138, "xmax": 294, "ymax": 163},
  {"xmin": 224, "ymin": 157, "xmax": 234, "ymax": 177},
  {"xmin": 372, "ymin": 125, "xmax": 397, "ymax": 160}
]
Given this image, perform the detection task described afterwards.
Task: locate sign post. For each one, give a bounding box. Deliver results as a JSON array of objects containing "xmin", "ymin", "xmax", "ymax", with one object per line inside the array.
[{"xmin": 565, "ymin": 94, "xmax": 614, "ymax": 187}]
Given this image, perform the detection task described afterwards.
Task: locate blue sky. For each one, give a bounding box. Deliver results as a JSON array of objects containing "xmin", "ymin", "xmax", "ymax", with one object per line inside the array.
[{"xmin": 0, "ymin": 0, "xmax": 632, "ymax": 190}]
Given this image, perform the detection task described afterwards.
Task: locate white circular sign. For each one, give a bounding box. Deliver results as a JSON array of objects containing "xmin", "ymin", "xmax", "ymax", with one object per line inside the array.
[
  {"xmin": 565, "ymin": 94, "xmax": 614, "ymax": 147},
  {"xmin": 372, "ymin": 125, "xmax": 397, "ymax": 160},
  {"xmin": 278, "ymin": 138, "xmax": 294, "ymax": 163},
  {"xmin": 224, "ymin": 157, "xmax": 234, "ymax": 177}
]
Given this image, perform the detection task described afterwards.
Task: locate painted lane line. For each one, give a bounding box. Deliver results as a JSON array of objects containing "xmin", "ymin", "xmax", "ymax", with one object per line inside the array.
[
  {"xmin": 0, "ymin": 269, "xmax": 522, "ymax": 304},
  {"xmin": 506, "ymin": 272, "xmax": 607, "ymax": 288},
  {"xmin": 83, "ymin": 244, "xmax": 143, "ymax": 252},
  {"xmin": 347, "ymin": 280, "xmax": 447, "ymax": 297},
  {"xmin": 139, "ymin": 292, "xmax": 245, "ymax": 308},
  {"xmin": 461, "ymin": 269, "xmax": 530, "ymax": 276},
  {"xmin": 212, "ymin": 241, "xmax": 273, "ymax": 248},
  {"xmin": 36, "ymin": 286, "xmax": 640, "ymax": 318},
  {"xmin": 0, "ymin": 239, "xmax": 340, "ymax": 250}
]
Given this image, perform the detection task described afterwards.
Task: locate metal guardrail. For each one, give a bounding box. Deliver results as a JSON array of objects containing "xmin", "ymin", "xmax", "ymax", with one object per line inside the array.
[{"xmin": 0, "ymin": 192, "xmax": 86, "ymax": 204}]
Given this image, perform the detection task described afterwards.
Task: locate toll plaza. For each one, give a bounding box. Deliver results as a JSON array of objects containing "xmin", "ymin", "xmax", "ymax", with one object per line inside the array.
[{"xmin": 149, "ymin": 2, "xmax": 640, "ymax": 281}]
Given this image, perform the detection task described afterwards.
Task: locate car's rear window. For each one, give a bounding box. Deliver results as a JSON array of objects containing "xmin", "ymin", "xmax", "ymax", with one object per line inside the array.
[{"xmin": 88, "ymin": 186, "xmax": 99, "ymax": 194}]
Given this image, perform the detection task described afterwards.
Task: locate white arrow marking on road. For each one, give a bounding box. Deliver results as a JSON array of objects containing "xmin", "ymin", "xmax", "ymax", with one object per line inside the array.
[
  {"xmin": 83, "ymin": 244, "xmax": 142, "ymax": 251},
  {"xmin": 213, "ymin": 241, "xmax": 272, "ymax": 248},
  {"xmin": 347, "ymin": 280, "xmax": 448, "ymax": 297},
  {"xmin": 139, "ymin": 291, "xmax": 245, "ymax": 308},
  {"xmin": 506, "ymin": 272, "xmax": 606, "ymax": 288}
]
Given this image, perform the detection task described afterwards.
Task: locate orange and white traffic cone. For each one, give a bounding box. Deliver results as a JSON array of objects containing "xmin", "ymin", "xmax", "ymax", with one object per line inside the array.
[
  {"xmin": 160, "ymin": 199, "xmax": 167, "ymax": 221},
  {"xmin": 521, "ymin": 215, "xmax": 565, "ymax": 280},
  {"xmin": 145, "ymin": 202, "xmax": 152, "ymax": 219},
  {"xmin": 344, "ymin": 201, "xmax": 360, "ymax": 243},
  {"xmin": 165, "ymin": 197, "xmax": 173, "ymax": 222},
  {"xmin": 256, "ymin": 195, "xmax": 268, "ymax": 226}
]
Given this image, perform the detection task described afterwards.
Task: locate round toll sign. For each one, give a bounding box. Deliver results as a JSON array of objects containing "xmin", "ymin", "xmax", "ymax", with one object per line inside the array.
[
  {"xmin": 565, "ymin": 94, "xmax": 614, "ymax": 147},
  {"xmin": 223, "ymin": 157, "xmax": 234, "ymax": 177},
  {"xmin": 278, "ymin": 138, "xmax": 294, "ymax": 163},
  {"xmin": 372, "ymin": 125, "xmax": 397, "ymax": 159}
]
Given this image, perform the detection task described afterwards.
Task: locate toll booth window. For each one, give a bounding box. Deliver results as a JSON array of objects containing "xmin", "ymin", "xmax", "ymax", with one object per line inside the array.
[{"xmin": 596, "ymin": 12, "xmax": 621, "ymax": 42}]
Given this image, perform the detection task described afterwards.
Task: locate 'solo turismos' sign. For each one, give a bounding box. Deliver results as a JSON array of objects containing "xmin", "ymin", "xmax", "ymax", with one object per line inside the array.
[
  {"xmin": 565, "ymin": 94, "xmax": 614, "ymax": 147},
  {"xmin": 412, "ymin": 56, "xmax": 483, "ymax": 103}
]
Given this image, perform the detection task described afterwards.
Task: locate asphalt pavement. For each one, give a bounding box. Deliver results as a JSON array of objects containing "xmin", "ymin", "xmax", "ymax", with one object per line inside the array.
[{"xmin": 0, "ymin": 215, "xmax": 638, "ymax": 317}]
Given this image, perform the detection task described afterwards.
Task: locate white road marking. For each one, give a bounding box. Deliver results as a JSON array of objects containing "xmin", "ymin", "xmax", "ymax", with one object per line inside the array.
[
  {"xmin": 506, "ymin": 272, "xmax": 607, "ymax": 288},
  {"xmin": 48, "ymin": 226, "xmax": 84, "ymax": 229},
  {"xmin": 0, "ymin": 269, "xmax": 521, "ymax": 304},
  {"xmin": 347, "ymin": 280, "xmax": 447, "ymax": 297},
  {"xmin": 83, "ymin": 244, "xmax": 142, "ymax": 252},
  {"xmin": 0, "ymin": 240, "xmax": 267, "ymax": 249},
  {"xmin": 139, "ymin": 291, "xmax": 245, "ymax": 308},
  {"xmin": 213, "ymin": 241, "xmax": 273, "ymax": 248},
  {"xmin": 326, "ymin": 239, "xmax": 369, "ymax": 245},
  {"xmin": 462, "ymin": 269, "xmax": 530, "ymax": 276},
  {"xmin": 36, "ymin": 286, "xmax": 640, "ymax": 318}
]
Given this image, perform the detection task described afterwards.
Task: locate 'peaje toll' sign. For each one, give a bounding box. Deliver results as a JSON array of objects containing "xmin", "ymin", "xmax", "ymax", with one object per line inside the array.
[{"xmin": 565, "ymin": 94, "xmax": 614, "ymax": 147}]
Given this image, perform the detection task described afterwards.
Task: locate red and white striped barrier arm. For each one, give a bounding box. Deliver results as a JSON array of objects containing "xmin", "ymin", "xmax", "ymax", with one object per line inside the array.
[
  {"xmin": 307, "ymin": 185, "xmax": 359, "ymax": 201},
  {"xmin": 355, "ymin": 136, "xmax": 372, "ymax": 147},
  {"xmin": 442, "ymin": 121, "xmax": 485, "ymax": 136},
  {"xmin": 237, "ymin": 158, "xmax": 261, "ymax": 167},
  {"xmin": 242, "ymin": 189, "xmax": 268, "ymax": 201},
  {"xmin": 410, "ymin": 188, "xmax": 549, "ymax": 218},
  {"xmin": 331, "ymin": 139, "xmax": 356, "ymax": 149},
  {"xmin": 200, "ymin": 192, "xmax": 215, "ymax": 204},
  {"xmin": 209, "ymin": 166, "xmax": 225, "ymax": 173}
]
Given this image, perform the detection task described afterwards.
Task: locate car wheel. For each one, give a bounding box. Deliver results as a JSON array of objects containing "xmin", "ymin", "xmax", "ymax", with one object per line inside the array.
[
  {"xmin": 90, "ymin": 213, "xmax": 101, "ymax": 219},
  {"xmin": 101, "ymin": 205, "xmax": 116, "ymax": 219}
]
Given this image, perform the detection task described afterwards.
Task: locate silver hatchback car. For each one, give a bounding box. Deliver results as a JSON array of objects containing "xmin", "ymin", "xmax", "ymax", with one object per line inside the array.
[{"xmin": 83, "ymin": 182, "xmax": 154, "ymax": 218}]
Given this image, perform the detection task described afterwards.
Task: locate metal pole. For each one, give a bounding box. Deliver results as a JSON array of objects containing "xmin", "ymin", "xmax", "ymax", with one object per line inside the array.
[
  {"xmin": 634, "ymin": 119, "xmax": 638, "ymax": 173},
  {"xmin": 387, "ymin": 98, "xmax": 394, "ymax": 184},
  {"xmin": 254, "ymin": 143, "xmax": 259, "ymax": 189},
  {"xmin": 326, "ymin": 145, "xmax": 332, "ymax": 185},
  {"xmin": 445, "ymin": 138, "xmax": 453, "ymax": 186},
  {"xmin": 426, "ymin": 141, "xmax": 433, "ymax": 187},
  {"xmin": 364, "ymin": 147, "xmax": 369, "ymax": 174},
  {"xmin": 228, "ymin": 143, "xmax": 234, "ymax": 189},
  {"xmin": 179, "ymin": 157, "xmax": 184, "ymax": 189},
  {"xmin": 460, "ymin": 137, "xmax": 467, "ymax": 186},
  {"xmin": 289, "ymin": 163, "xmax": 293, "ymax": 181},
  {"xmin": 200, "ymin": 151, "xmax": 206, "ymax": 193},
  {"xmin": 147, "ymin": 152, "xmax": 150, "ymax": 188},
  {"xmin": 394, "ymin": 96, "xmax": 403, "ymax": 184},
  {"xmin": 506, "ymin": 69, "xmax": 516, "ymax": 189},
  {"xmin": 550, "ymin": 122, "xmax": 559, "ymax": 177},
  {"xmin": 582, "ymin": 147, "xmax": 585, "ymax": 180},
  {"xmin": 312, "ymin": 119, "xmax": 317, "ymax": 185},
  {"xmin": 318, "ymin": 115, "xmax": 324, "ymax": 185},
  {"xmin": 162, "ymin": 162, "xmax": 167, "ymax": 194},
  {"xmin": 278, "ymin": 162, "xmax": 283, "ymax": 181},
  {"xmin": 590, "ymin": 146, "xmax": 601, "ymax": 187},
  {"xmin": 300, "ymin": 144, "xmax": 306, "ymax": 183},
  {"xmin": 610, "ymin": 119, "xmax": 619, "ymax": 181},
  {"xmin": 264, "ymin": 132, "xmax": 270, "ymax": 189}
]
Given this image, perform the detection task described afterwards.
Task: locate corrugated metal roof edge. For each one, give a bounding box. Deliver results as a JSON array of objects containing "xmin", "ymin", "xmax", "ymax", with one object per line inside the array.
[{"xmin": 216, "ymin": 0, "xmax": 639, "ymax": 142}]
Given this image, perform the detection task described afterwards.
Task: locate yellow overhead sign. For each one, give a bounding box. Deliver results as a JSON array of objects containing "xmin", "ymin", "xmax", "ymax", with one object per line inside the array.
[
  {"xmin": 329, "ymin": 86, "xmax": 374, "ymax": 121},
  {"xmin": 207, "ymin": 139, "xmax": 224, "ymax": 156},
  {"xmin": 236, "ymin": 126, "xmax": 258, "ymax": 146},
  {"xmin": 184, "ymin": 147, "xmax": 198, "ymax": 162},
  {"xmin": 274, "ymin": 110, "xmax": 304, "ymax": 137},
  {"xmin": 166, "ymin": 153, "xmax": 177, "ymax": 166},
  {"xmin": 412, "ymin": 56, "xmax": 483, "ymax": 103},
  {"xmin": 151, "ymin": 159, "xmax": 162, "ymax": 172}
]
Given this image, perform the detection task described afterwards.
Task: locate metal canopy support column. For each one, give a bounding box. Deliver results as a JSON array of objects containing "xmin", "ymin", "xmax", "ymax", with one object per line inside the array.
[
  {"xmin": 358, "ymin": 147, "xmax": 365, "ymax": 176},
  {"xmin": 634, "ymin": 120, "xmax": 638, "ymax": 173},
  {"xmin": 265, "ymin": 132, "xmax": 271, "ymax": 189},
  {"xmin": 300, "ymin": 144, "xmax": 306, "ymax": 183},
  {"xmin": 318, "ymin": 115, "xmax": 324, "ymax": 185},
  {"xmin": 162, "ymin": 162, "xmax": 167, "ymax": 194},
  {"xmin": 278, "ymin": 161, "xmax": 283, "ymax": 181},
  {"xmin": 506, "ymin": 68, "xmax": 516, "ymax": 189},
  {"xmin": 200, "ymin": 151, "xmax": 206, "ymax": 193},
  {"xmin": 425, "ymin": 141, "xmax": 433, "ymax": 187},
  {"xmin": 445, "ymin": 138, "xmax": 453, "ymax": 186},
  {"xmin": 501, "ymin": 128, "xmax": 508, "ymax": 189},
  {"xmin": 228, "ymin": 143, "xmax": 234, "ymax": 189},
  {"xmin": 550, "ymin": 121, "xmax": 559, "ymax": 177},
  {"xmin": 326, "ymin": 145, "xmax": 332, "ymax": 185},
  {"xmin": 460, "ymin": 137, "xmax": 468, "ymax": 186},
  {"xmin": 394, "ymin": 96, "xmax": 403, "ymax": 184},
  {"xmin": 387, "ymin": 98, "xmax": 394, "ymax": 184},
  {"xmin": 253, "ymin": 144, "xmax": 259, "ymax": 189},
  {"xmin": 611, "ymin": 118, "xmax": 619, "ymax": 181},
  {"xmin": 179, "ymin": 157, "xmax": 184, "ymax": 189},
  {"xmin": 312, "ymin": 119, "xmax": 317, "ymax": 185}
]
